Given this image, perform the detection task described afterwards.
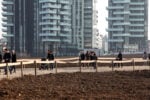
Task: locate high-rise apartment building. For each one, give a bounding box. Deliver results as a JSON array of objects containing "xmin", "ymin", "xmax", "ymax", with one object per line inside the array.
[
  {"xmin": 72, "ymin": 0, "xmax": 98, "ymax": 49},
  {"xmin": 37, "ymin": 0, "xmax": 75, "ymax": 56},
  {"xmin": 71, "ymin": 0, "xmax": 84, "ymax": 50},
  {"xmin": 2, "ymin": 0, "xmax": 34, "ymax": 56},
  {"xmin": 84, "ymin": 0, "xmax": 97, "ymax": 49},
  {"xmin": 107, "ymin": 0, "xmax": 148, "ymax": 52}
]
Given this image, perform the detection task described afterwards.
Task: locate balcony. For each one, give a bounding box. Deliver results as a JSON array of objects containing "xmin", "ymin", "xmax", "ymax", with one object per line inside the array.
[
  {"xmin": 2, "ymin": 22, "xmax": 14, "ymax": 27},
  {"xmin": 39, "ymin": 33, "xmax": 57, "ymax": 37},
  {"xmin": 106, "ymin": 28, "xmax": 124, "ymax": 32},
  {"xmin": 62, "ymin": 39, "xmax": 71, "ymax": 43},
  {"xmin": 59, "ymin": 11, "xmax": 70, "ymax": 15},
  {"xmin": 2, "ymin": 28, "xmax": 7, "ymax": 32},
  {"xmin": 39, "ymin": 22, "xmax": 57, "ymax": 25},
  {"xmin": 106, "ymin": 6, "xmax": 124, "ymax": 10},
  {"xmin": 2, "ymin": 1, "xmax": 14, "ymax": 5},
  {"xmin": 2, "ymin": 34, "xmax": 14, "ymax": 37},
  {"xmin": 108, "ymin": 39, "xmax": 124, "ymax": 42},
  {"xmin": 129, "ymin": 18, "xmax": 144, "ymax": 21},
  {"xmin": 130, "ymin": 13, "xmax": 144, "ymax": 16},
  {"xmin": 59, "ymin": 33, "xmax": 71, "ymax": 37},
  {"xmin": 106, "ymin": 17, "xmax": 124, "ymax": 21},
  {"xmin": 130, "ymin": 24, "xmax": 144, "ymax": 27},
  {"xmin": 42, "ymin": 4, "xmax": 61, "ymax": 9},
  {"xmin": 42, "ymin": 27, "xmax": 60, "ymax": 31},
  {"xmin": 59, "ymin": 0, "xmax": 70, "ymax": 4},
  {"xmin": 113, "ymin": 0, "xmax": 130, "ymax": 3},
  {"xmin": 2, "ymin": 12, "xmax": 14, "ymax": 16},
  {"xmin": 2, "ymin": 6, "xmax": 7, "ymax": 10},
  {"xmin": 42, "ymin": 16, "xmax": 60, "ymax": 20},
  {"xmin": 129, "ymin": 29, "xmax": 144, "ymax": 32},
  {"xmin": 39, "ymin": 10, "xmax": 57, "ymax": 14},
  {"xmin": 39, "ymin": 0, "xmax": 56, "ymax": 3},
  {"xmin": 62, "ymin": 17, "xmax": 71, "ymax": 21},
  {"xmin": 42, "ymin": 38, "xmax": 60, "ymax": 42},
  {"xmin": 130, "ymin": 2, "xmax": 144, "ymax": 5},
  {"xmin": 113, "ymin": 22, "xmax": 130, "ymax": 26},
  {"xmin": 130, "ymin": 8, "xmax": 144, "ymax": 11},
  {"xmin": 62, "ymin": 6, "xmax": 70, "ymax": 9},
  {"xmin": 62, "ymin": 28, "xmax": 71, "ymax": 32},
  {"xmin": 129, "ymin": 34, "xmax": 144, "ymax": 37},
  {"xmin": 2, "ymin": 17, "xmax": 7, "ymax": 21},
  {"xmin": 113, "ymin": 11, "xmax": 130, "ymax": 15},
  {"xmin": 113, "ymin": 33, "xmax": 130, "ymax": 37},
  {"xmin": 60, "ymin": 23, "xmax": 71, "ymax": 26}
]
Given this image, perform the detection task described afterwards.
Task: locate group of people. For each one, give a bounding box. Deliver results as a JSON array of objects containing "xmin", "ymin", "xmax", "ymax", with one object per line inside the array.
[
  {"xmin": 0, "ymin": 48, "xmax": 17, "ymax": 75},
  {"xmin": 143, "ymin": 51, "xmax": 150, "ymax": 60},
  {"xmin": 79, "ymin": 51, "xmax": 97, "ymax": 69}
]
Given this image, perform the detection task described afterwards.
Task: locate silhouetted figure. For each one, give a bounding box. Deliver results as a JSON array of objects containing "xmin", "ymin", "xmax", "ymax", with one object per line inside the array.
[
  {"xmin": 79, "ymin": 51, "xmax": 85, "ymax": 60},
  {"xmin": 143, "ymin": 51, "xmax": 147, "ymax": 59},
  {"xmin": 10, "ymin": 50, "xmax": 17, "ymax": 74},
  {"xmin": 92, "ymin": 52, "xmax": 97, "ymax": 69},
  {"xmin": 79, "ymin": 51, "xmax": 85, "ymax": 67},
  {"xmin": 47, "ymin": 50, "xmax": 54, "ymax": 70},
  {"xmin": 0, "ymin": 52, "xmax": 2, "ymax": 73},
  {"xmin": 143, "ymin": 51, "xmax": 148, "ymax": 66},
  {"xmin": 114, "ymin": 51, "xmax": 122, "ymax": 67},
  {"xmin": 3, "ymin": 49, "xmax": 11, "ymax": 75},
  {"xmin": 117, "ymin": 51, "xmax": 122, "ymax": 61},
  {"xmin": 0, "ymin": 52, "xmax": 2, "ymax": 63}
]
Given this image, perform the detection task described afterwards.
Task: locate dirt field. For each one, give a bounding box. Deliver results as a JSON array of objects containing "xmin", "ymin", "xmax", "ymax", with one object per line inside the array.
[{"xmin": 0, "ymin": 70, "xmax": 150, "ymax": 100}]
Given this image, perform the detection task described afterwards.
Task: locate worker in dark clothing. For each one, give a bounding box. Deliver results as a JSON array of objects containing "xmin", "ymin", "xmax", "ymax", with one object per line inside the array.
[
  {"xmin": 91, "ymin": 52, "xmax": 97, "ymax": 69},
  {"xmin": 47, "ymin": 50, "xmax": 54, "ymax": 70},
  {"xmin": 3, "ymin": 49, "xmax": 11, "ymax": 75},
  {"xmin": 10, "ymin": 50, "xmax": 17, "ymax": 74},
  {"xmin": 117, "ymin": 51, "xmax": 122, "ymax": 61},
  {"xmin": 0, "ymin": 52, "xmax": 2, "ymax": 63},
  {"xmin": 115, "ymin": 51, "xmax": 123, "ymax": 67},
  {"xmin": 79, "ymin": 51, "xmax": 85, "ymax": 67},
  {"xmin": 0, "ymin": 52, "xmax": 2, "ymax": 73}
]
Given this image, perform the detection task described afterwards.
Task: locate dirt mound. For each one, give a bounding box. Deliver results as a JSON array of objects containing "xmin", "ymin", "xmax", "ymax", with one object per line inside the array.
[{"xmin": 0, "ymin": 71, "xmax": 150, "ymax": 100}]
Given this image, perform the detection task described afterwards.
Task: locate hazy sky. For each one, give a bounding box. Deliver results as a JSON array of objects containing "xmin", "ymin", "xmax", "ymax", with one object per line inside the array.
[
  {"xmin": 0, "ymin": 0, "xmax": 149, "ymax": 39},
  {"xmin": 97, "ymin": 0, "xmax": 108, "ymax": 36}
]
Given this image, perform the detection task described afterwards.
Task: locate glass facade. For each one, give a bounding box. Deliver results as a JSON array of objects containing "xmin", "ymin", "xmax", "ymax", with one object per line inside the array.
[
  {"xmin": 37, "ymin": 0, "xmax": 73, "ymax": 56},
  {"xmin": 107, "ymin": 0, "xmax": 148, "ymax": 52},
  {"xmin": 2, "ymin": 0, "xmax": 14, "ymax": 50},
  {"xmin": 2, "ymin": 0, "xmax": 34, "ymax": 56}
]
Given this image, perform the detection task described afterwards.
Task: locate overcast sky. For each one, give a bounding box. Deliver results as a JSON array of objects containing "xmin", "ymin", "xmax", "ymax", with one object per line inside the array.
[
  {"xmin": 0, "ymin": 0, "xmax": 149, "ymax": 40},
  {"xmin": 97, "ymin": 0, "xmax": 108, "ymax": 36}
]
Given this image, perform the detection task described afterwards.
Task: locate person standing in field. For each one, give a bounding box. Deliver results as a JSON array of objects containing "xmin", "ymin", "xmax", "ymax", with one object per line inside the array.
[
  {"xmin": 47, "ymin": 50, "xmax": 55, "ymax": 70},
  {"xmin": 79, "ymin": 51, "xmax": 85, "ymax": 67},
  {"xmin": 3, "ymin": 49, "xmax": 11, "ymax": 75},
  {"xmin": 143, "ymin": 51, "xmax": 147, "ymax": 59},
  {"xmin": 10, "ymin": 50, "xmax": 17, "ymax": 73}
]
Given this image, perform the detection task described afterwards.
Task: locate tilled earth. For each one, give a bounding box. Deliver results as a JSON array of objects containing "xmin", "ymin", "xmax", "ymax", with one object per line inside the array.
[{"xmin": 0, "ymin": 70, "xmax": 150, "ymax": 100}]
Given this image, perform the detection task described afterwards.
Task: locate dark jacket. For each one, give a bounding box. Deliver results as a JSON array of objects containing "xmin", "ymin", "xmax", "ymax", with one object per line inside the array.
[
  {"xmin": 117, "ymin": 53, "xmax": 122, "ymax": 60},
  {"xmin": 3, "ymin": 52, "xmax": 11, "ymax": 63},
  {"xmin": 12, "ymin": 53, "xmax": 17, "ymax": 62},
  {"xmin": 47, "ymin": 53, "xmax": 54, "ymax": 60},
  {"xmin": 0, "ymin": 53, "xmax": 2, "ymax": 62},
  {"xmin": 80, "ymin": 53, "xmax": 85, "ymax": 60}
]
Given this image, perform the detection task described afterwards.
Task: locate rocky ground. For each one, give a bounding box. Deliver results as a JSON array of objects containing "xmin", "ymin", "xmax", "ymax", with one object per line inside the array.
[{"xmin": 0, "ymin": 70, "xmax": 149, "ymax": 100}]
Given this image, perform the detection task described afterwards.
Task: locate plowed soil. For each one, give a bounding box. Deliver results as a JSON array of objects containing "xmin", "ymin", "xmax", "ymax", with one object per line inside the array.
[{"xmin": 0, "ymin": 70, "xmax": 150, "ymax": 100}]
